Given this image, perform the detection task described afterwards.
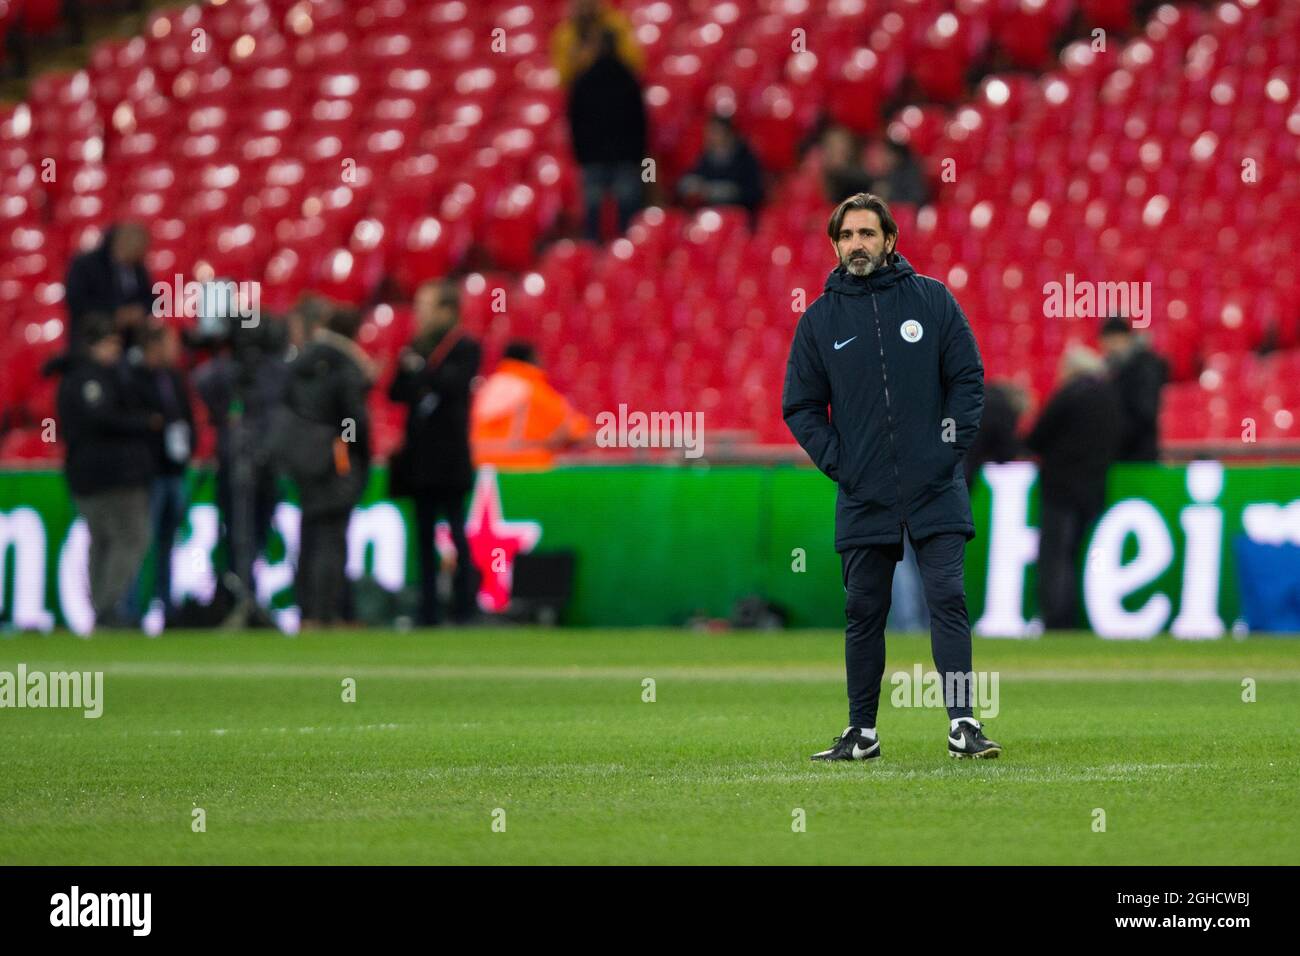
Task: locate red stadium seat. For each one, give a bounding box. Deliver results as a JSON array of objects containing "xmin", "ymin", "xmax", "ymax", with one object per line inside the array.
[{"xmin": 3, "ymin": 0, "xmax": 1299, "ymax": 461}]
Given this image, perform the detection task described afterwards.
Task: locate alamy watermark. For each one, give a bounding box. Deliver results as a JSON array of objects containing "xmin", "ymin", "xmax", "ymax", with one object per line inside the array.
[
  {"xmin": 152, "ymin": 275, "xmax": 261, "ymax": 328},
  {"xmin": 1043, "ymin": 273, "xmax": 1151, "ymax": 328},
  {"xmin": 889, "ymin": 664, "xmax": 999, "ymax": 718},
  {"xmin": 0, "ymin": 664, "xmax": 103, "ymax": 718},
  {"xmin": 594, "ymin": 403, "xmax": 704, "ymax": 459},
  {"xmin": 50, "ymin": 886, "xmax": 150, "ymax": 935}
]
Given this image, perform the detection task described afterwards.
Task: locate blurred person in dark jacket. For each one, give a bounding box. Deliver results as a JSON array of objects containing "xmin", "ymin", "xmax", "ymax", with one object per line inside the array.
[
  {"xmin": 193, "ymin": 321, "xmax": 291, "ymax": 599},
  {"xmin": 1026, "ymin": 345, "xmax": 1124, "ymax": 630},
  {"xmin": 964, "ymin": 380, "xmax": 1028, "ymax": 488},
  {"xmin": 567, "ymin": 27, "xmax": 647, "ymax": 242},
  {"xmin": 1099, "ymin": 316, "xmax": 1168, "ymax": 462},
  {"xmin": 820, "ymin": 125, "xmax": 875, "ymax": 204},
  {"xmin": 389, "ymin": 281, "xmax": 482, "ymax": 626},
  {"xmin": 128, "ymin": 323, "xmax": 195, "ymax": 627},
  {"xmin": 64, "ymin": 223, "xmax": 153, "ymax": 351},
  {"xmin": 863, "ymin": 137, "xmax": 929, "ymax": 207},
  {"xmin": 278, "ymin": 307, "xmax": 375, "ymax": 629},
  {"xmin": 56, "ymin": 315, "xmax": 162, "ymax": 630},
  {"xmin": 677, "ymin": 114, "xmax": 765, "ymax": 222}
]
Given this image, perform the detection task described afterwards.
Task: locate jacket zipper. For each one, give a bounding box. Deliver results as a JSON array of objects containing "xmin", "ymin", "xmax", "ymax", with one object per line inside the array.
[{"xmin": 871, "ymin": 292, "xmax": 906, "ymax": 526}]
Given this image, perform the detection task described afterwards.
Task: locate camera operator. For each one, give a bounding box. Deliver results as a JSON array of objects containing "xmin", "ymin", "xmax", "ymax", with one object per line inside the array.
[{"xmin": 192, "ymin": 314, "xmax": 292, "ymax": 618}]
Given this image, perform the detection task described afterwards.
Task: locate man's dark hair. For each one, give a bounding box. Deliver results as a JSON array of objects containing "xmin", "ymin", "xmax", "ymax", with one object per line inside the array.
[
  {"xmin": 503, "ymin": 340, "xmax": 538, "ymax": 364},
  {"xmin": 326, "ymin": 306, "xmax": 364, "ymax": 341},
  {"xmin": 708, "ymin": 112, "xmax": 735, "ymax": 134},
  {"xmin": 80, "ymin": 313, "xmax": 119, "ymax": 346},
  {"xmin": 1100, "ymin": 316, "xmax": 1132, "ymax": 337},
  {"xmin": 827, "ymin": 193, "xmax": 899, "ymax": 259}
]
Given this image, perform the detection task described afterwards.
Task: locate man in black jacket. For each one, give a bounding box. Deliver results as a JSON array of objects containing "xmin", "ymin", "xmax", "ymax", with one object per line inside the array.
[
  {"xmin": 783, "ymin": 193, "xmax": 1000, "ymax": 760},
  {"xmin": 567, "ymin": 27, "xmax": 646, "ymax": 241},
  {"xmin": 389, "ymin": 280, "xmax": 483, "ymax": 626},
  {"xmin": 57, "ymin": 315, "xmax": 162, "ymax": 630},
  {"xmin": 963, "ymin": 380, "xmax": 1027, "ymax": 489},
  {"xmin": 65, "ymin": 223, "xmax": 153, "ymax": 351},
  {"xmin": 1099, "ymin": 316, "xmax": 1168, "ymax": 462},
  {"xmin": 1026, "ymin": 346, "xmax": 1124, "ymax": 630},
  {"xmin": 278, "ymin": 307, "xmax": 375, "ymax": 629}
]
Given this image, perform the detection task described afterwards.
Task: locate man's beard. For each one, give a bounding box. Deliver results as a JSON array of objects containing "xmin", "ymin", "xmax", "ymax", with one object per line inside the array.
[{"xmin": 843, "ymin": 249, "xmax": 886, "ymax": 277}]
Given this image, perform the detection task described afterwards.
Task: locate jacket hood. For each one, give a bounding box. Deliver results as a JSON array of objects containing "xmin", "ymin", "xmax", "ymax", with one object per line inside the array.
[
  {"xmin": 823, "ymin": 254, "xmax": 917, "ymax": 295},
  {"xmin": 305, "ymin": 327, "xmax": 378, "ymax": 382}
]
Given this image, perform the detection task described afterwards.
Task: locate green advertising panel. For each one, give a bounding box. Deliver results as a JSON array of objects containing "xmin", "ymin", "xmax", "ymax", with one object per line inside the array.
[{"xmin": 0, "ymin": 461, "xmax": 1295, "ymax": 634}]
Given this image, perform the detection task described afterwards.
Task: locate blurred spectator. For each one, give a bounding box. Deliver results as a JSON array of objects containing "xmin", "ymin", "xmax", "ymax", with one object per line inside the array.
[
  {"xmin": 56, "ymin": 315, "xmax": 161, "ymax": 630},
  {"xmin": 1026, "ymin": 345, "xmax": 1123, "ymax": 630},
  {"xmin": 567, "ymin": 26, "xmax": 647, "ymax": 242},
  {"xmin": 128, "ymin": 323, "xmax": 195, "ymax": 627},
  {"xmin": 388, "ymin": 280, "xmax": 483, "ymax": 627},
  {"xmin": 820, "ymin": 125, "xmax": 874, "ymax": 204},
  {"xmin": 964, "ymin": 380, "xmax": 1028, "ymax": 488},
  {"xmin": 279, "ymin": 307, "xmax": 375, "ymax": 629},
  {"xmin": 1099, "ymin": 317, "xmax": 1168, "ymax": 462},
  {"xmin": 677, "ymin": 114, "xmax": 765, "ymax": 221},
  {"xmin": 65, "ymin": 223, "xmax": 153, "ymax": 351},
  {"xmin": 193, "ymin": 321, "xmax": 291, "ymax": 602},
  {"xmin": 863, "ymin": 137, "xmax": 929, "ymax": 207},
  {"xmin": 550, "ymin": 0, "xmax": 643, "ymax": 87},
  {"xmin": 288, "ymin": 293, "xmax": 334, "ymax": 352},
  {"xmin": 471, "ymin": 341, "xmax": 590, "ymax": 469}
]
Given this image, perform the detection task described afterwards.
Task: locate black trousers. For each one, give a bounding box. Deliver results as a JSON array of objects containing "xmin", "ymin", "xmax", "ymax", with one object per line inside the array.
[
  {"xmin": 414, "ymin": 489, "xmax": 476, "ymax": 625},
  {"xmin": 1037, "ymin": 498, "xmax": 1100, "ymax": 630},
  {"xmin": 296, "ymin": 510, "xmax": 350, "ymax": 624},
  {"xmin": 841, "ymin": 530, "xmax": 974, "ymax": 727},
  {"xmin": 214, "ymin": 460, "xmax": 278, "ymax": 586}
]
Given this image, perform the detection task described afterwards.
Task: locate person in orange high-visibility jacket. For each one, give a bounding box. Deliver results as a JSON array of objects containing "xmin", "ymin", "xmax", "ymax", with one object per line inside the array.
[{"xmin": 470, "ymin": 341, "xmax": 590, "ymax": 469}]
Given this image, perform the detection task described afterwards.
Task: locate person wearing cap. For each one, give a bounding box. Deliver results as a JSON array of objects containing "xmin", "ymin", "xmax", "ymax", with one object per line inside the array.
[{"xmin": 56, "ymin": 314, "xmax": 162, "ymax": 630}]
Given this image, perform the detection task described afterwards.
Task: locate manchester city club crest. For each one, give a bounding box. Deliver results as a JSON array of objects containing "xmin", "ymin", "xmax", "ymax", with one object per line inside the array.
[{"xmin": 900, "ymin": 319, "xmax": 923, "ymax": 343}]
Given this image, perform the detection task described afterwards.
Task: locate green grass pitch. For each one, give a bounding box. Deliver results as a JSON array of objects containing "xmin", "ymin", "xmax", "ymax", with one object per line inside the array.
[{"xmin": 1, "ymin": 628, "xmax": 1296, "ymax": 864}]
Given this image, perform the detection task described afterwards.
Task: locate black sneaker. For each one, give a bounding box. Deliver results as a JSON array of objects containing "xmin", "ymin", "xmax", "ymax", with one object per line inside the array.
[
  {"xmin": 810, "ymin": 726, "xmax": 880, "ymax": 761},
  {"xmin": 947, "ymin": 719, "xmax": 1001, "ymax": 759}
]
